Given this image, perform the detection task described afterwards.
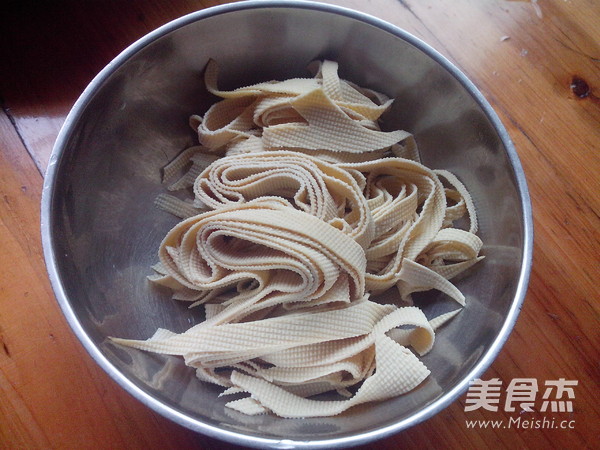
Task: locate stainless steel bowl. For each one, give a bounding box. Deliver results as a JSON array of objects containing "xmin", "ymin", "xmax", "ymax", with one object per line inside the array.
[{"xmin": 41, "ymin": 1, "xmax": 533, "ymax": 447}]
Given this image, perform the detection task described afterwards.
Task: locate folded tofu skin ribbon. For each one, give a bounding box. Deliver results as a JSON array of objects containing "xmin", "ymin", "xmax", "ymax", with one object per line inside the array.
[{"xmin": 111, "ymin": 60, "xmax": 483, "ymax": 418}]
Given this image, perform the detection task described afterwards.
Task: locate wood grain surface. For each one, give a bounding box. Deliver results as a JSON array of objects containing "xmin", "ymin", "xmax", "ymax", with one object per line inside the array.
[{"xmin": 1, "ymin": 0, "xmax": 598, "ymax": 448}]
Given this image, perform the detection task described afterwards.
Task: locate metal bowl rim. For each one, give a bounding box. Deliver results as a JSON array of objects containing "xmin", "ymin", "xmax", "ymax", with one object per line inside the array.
[{"xmin": 40, "ymin": 1, "xmax": 534, "ymax": 448}]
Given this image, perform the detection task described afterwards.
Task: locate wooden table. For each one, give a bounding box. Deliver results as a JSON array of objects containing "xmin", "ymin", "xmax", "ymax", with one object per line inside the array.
[{"xmin": 1, "ymin": 0, "xmax": 598, "ymax": 448}]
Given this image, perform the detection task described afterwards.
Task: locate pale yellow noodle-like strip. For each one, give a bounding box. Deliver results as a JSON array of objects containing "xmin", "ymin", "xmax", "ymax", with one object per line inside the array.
[
  {"xmin": 114, "ymin": 59, "xmax": 484, "ymax": 418},
  {"xmin": 193, "ymin": 150, "xmax": 375, "ymax": 249}
]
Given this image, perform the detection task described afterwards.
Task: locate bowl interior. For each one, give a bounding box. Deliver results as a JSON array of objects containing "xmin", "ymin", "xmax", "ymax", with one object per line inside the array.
[{"xmin": 46, "ymin": 3, "xmax": 527, "ymax": 447}]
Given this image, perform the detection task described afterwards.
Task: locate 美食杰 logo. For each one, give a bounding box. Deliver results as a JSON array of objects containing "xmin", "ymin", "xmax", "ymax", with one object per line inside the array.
[{"xmin": 463, "ymin": 378, "xmax": 577, "ymax": 430}]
